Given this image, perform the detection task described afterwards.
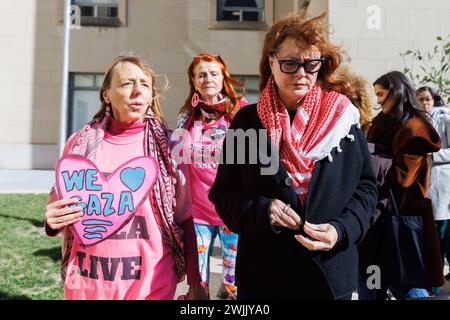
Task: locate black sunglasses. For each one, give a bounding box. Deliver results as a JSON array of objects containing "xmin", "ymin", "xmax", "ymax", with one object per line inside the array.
[{"xmin": 271, "ymin": 53, "xmax": 325, "ymax": 74}]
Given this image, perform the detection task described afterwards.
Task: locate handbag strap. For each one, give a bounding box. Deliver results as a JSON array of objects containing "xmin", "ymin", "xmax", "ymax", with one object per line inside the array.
[{"xmin": 388, "ymin": 188, "xmax": 401, "ymax": 216}]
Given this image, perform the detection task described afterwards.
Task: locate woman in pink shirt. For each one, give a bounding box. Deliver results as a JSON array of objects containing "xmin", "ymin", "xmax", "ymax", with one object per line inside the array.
[
  {"xmin": 175, "ymin": 53, "xmax": 248, "ymax": 299},
  {"xmin": 43, "ymin": 54, "xmax": 206, "ymax": 300}
]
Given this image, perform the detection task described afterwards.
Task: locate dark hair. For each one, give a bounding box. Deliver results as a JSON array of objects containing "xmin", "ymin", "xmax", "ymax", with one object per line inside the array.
[
  {"xmin": 416, "ymin": 86, "xmax": 445, "ymax": 106},
  {"xmin": 373, "ymin": 71, "xmax": 428, "ymax": 125},
  {"xmin": 259, "ymin": 11, "xmax": 352, "ymax": 96}
]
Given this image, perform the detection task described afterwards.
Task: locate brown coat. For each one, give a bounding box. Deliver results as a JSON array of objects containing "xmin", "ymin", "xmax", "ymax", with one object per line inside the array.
[{"xmin": 389, "ymin": 116, "xmax": 443, "ymax": 287}]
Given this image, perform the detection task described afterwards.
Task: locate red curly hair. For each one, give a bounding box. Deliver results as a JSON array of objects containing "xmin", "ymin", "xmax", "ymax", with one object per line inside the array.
[
  {"xmin": 259, "ymin": 11, "xmax": 353, "ymax": 98},
  {"xmin": 179, "ymin": 53, "xmax": 242, "ymax": 120}
]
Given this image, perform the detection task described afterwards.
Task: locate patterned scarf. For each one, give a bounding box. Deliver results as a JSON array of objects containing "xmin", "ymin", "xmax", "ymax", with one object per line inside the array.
[
  {"xmin": 197, "ymin": 97, "xmax": 228, "ymax": 123},
  {"xmin": 177, "ymin": 96, "xmax": 229, "ymax": 129},
  {"xmin": 198, "ymin": 98, "xmax": 227, "ymax": 114},
  {"xmin": 257, "ymin": 78, "xmax": 350, "ymax": 203},
  {"xmin": 59, "ymin": 111, "xmax": 186, "ymax": 283}
]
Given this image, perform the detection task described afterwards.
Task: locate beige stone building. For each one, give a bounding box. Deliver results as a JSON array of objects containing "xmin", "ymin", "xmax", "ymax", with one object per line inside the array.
[{"xmin": 0, "ymin": 0, "xmax": 449, "ymax": 169}]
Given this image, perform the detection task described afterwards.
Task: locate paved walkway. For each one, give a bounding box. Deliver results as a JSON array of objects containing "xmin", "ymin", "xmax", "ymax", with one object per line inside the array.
[
  {"xmin": 175, "ymin": 243, "xmax": 226, "ymax": 300},
  {"xmin": 0, "ymin": 170, "xmax": 54, "ymax": 194}
]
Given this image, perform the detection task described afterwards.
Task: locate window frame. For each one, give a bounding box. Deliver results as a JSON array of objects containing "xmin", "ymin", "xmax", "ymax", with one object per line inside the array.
[
  {"xmin": 209, "ymin": 0, "xmax": 273, "ymax": 30},
  {"xmin": 58, "ymin": 0, "xmax": 127, "ymax": 28},
  {"xmin": 74, "ymin": 0, "xmax": 119, "ymax": 27},
  {"xmin": 217, "ymin": 0, "xmax": 265, "ymax": 23},
  {"xmin": 68, "ymin": 73, "xmax": 104, "ymax": 137}
]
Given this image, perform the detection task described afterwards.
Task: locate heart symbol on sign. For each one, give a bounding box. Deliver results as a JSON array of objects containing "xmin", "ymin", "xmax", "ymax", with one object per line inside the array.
[
  {"xmin": 55, "ymin": 155, "xmax": 158, "ymax": 247},
  {"xmin": 120, "ymin": 167, "xmax": 145, "ymax": 192}
]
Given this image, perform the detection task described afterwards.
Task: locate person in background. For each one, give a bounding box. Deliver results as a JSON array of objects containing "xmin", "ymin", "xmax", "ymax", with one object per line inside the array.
[
  {"xmin": 416, "ymin": 86, "xmax": 447, "ymax": 127},
  {"xmin": 44, "ymin": 53, "xmax": 207, "ymax": 300},
  {"xmin": 416, "ymin": 86, "xmax": 450, "ymax": 286},
  {"xmin": 359, "ymin": 72, "xmax": 443, "ymax": 299},
  {"xmin": 176, "ymin": 53, "xmax": 248, "ymax": 300},
  {"xmin": 336, "ymin": 67, "xmax": 374, "ymax": 135},
  {"xmin": 209, "ymin": 11, "xmax": 377, "ymax": 300}
]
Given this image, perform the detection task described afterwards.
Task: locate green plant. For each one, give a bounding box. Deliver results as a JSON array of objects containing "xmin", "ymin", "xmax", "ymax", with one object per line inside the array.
[{"xmin": 400, "ymin": 35, "xmax": 450, "ymax": 104}]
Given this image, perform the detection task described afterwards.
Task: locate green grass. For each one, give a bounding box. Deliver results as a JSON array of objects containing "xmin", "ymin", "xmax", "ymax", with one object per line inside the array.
[{"xmin": 0, "ymin": 194, "xmax": 63, "ymax": 300}]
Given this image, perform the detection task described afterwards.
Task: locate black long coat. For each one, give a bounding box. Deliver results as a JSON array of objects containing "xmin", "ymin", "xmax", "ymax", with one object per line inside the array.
[{"xmin": 209, "ymin": 104, "xmax": 377, "ymax": 299}]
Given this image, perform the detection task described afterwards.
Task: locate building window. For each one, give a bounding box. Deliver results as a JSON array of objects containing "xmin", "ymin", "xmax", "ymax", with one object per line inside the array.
[
  {"xmin": 217, "ymin": 0, "xmax": 265, "ymax": 23},
  {"xmin": 234, "ymin": 75, "xmax": 260, "ymax": 104},
  {"xmin": 72, "ymin": 0, "xmax": 120, "ymax": 27},
  {"xmin": 69, "ymin": 73, "xmax": 104, "ymax": 136}
]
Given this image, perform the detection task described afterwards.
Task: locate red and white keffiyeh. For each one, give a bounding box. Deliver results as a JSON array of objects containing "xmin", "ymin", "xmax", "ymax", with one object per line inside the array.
[{"xmin": 257, "ymin": 77, "xmax": 357, "ymax": 204}]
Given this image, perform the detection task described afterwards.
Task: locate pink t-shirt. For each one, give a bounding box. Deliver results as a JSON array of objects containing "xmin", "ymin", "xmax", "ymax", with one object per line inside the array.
[
  {"xmin": 62, "ymin": 118, "xmax": 189, "ymax": 300},
  {"xmin": 187, "ymin": 115, "xmax": 230, "ymax": 226}
]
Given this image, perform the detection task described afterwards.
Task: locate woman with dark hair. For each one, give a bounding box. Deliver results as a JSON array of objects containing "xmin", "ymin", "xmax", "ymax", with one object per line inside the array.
[
  {"xmin": 359, "ymin": 71, "xmax": 443, "ymax": 299},
  {"xmin": 44, "ymin": 54, "xmax": 207, "ymax": 300},
  {"xmin": 416, "ymin": 86, "xmax": 447, "ymax": 126},
  {"xmin": 416, "ymin": 86, "xmax": 450, "ymax": 283},
  {"xmin": 417, "ymin": 86, "xmax": 445, "ymax": 111},
  {"xmin": 209, "ymin": 11, "xmax": 377, "ymax": 300},
  {"xmin": 176, "ymin": 53, "xmax": 248, "ymax": 299}
]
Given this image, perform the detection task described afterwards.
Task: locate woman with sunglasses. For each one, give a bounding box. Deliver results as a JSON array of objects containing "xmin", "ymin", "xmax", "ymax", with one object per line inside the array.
[
  {"xmin": 209, "ymin": 12, "xmax": 377, "ymax": 300},
  {"xmin": 175, "ymin": 53, "xmax": 248, "ymax": 299}
]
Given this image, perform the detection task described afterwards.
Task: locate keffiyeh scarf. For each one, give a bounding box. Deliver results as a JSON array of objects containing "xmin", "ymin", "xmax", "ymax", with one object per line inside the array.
[{"xmin": 257, "ymin": 78, "xmax": 357, "ymax": 204}]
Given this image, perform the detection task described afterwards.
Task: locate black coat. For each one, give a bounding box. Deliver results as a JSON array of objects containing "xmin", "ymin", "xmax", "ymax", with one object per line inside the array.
[{"xmin": 209, "ymin": 104, "xmax": 377, "ymax": 299}]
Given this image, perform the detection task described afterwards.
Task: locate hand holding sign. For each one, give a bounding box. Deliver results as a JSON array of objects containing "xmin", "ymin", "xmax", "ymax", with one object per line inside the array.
[
  {"xmin": 54, "ymin": 155, "xmax": 158, "ymax": 247},
  {"xmin": 45, "ymin": 198, "xmax": 84, "ymax": 231}
]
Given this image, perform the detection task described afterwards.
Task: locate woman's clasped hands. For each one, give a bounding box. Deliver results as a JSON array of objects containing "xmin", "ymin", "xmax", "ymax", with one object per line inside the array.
[{"xmin": 269, "ymin": 199, "xmax": 338, "ymax": 251}]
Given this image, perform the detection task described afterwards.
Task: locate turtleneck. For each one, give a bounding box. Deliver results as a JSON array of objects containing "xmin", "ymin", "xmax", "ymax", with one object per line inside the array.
[{"xmin": 104, "ymin": 117, "xmax": 145, "ymax": 145}]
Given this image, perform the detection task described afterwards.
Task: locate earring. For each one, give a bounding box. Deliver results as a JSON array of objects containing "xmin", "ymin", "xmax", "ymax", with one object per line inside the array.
[
  {"xmin": 191, "ymin": 92, "xmax": 200, "ymax": 108},
  {"xmin": 105, "ymin": 104, "xmax": 111, "ymax": 116}
]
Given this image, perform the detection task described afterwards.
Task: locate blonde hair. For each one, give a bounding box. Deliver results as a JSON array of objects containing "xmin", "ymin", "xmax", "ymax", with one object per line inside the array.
[
  {"xmin": 94, "ymin": 53, "xmax": 166, "ymax": 121},
  {"xmin": 336, "ymin": 67, "xmax": 374, "ymax": 134}
]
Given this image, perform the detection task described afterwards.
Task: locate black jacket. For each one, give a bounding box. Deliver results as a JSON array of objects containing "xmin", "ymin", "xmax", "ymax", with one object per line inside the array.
[{"xmin": 209, "ymin": 104, "xmax": 377, "ymax": 299}]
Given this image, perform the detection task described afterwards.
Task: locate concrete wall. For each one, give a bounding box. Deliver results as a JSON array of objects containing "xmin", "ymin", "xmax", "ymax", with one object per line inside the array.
[
  {"xmin": 328, "ymin": 0, "xmax": 450, "ymax": 83},
  {"xmin": 0, "ymin": 0, "xmax": 60, "ymax": 169}
]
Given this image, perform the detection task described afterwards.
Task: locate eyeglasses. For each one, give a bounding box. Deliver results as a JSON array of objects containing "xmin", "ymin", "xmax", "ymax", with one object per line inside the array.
[{"xmin": 271, "ymin": 53, "xmax": 325, "ymax": 74}]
